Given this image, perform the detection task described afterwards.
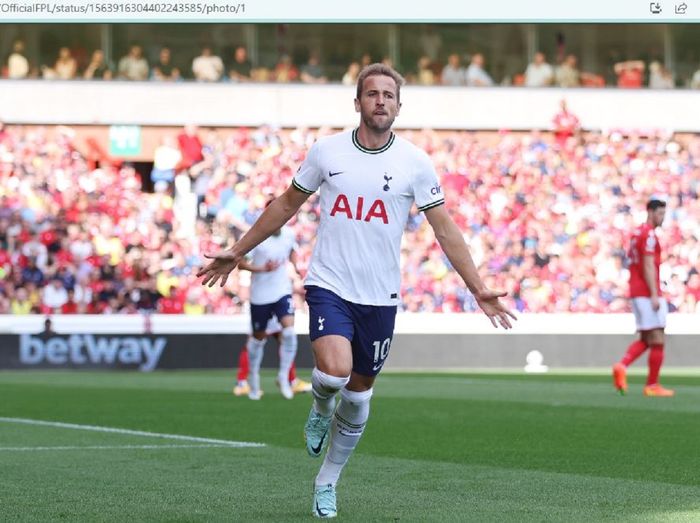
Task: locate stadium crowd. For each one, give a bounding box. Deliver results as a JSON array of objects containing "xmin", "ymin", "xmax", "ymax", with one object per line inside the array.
[
  {"xmin": 5, "ymin": 38, "xmax": 700, "ymax": 89},
  {"xmin": 0, "ymin": 121, "xmax": 698, "ymax": 316}
]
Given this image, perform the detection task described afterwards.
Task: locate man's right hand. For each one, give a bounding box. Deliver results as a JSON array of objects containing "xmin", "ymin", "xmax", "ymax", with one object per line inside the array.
[
  {"xmin": 474, "ymin": 288, "xmax": 517, "ymax": 329},
  {"xmin": 197, "ymin": 250, "xmax": 243, "ymax": 288},
  {"xmin": 263, "ymin": 260, "xmax": 282, "ymax": 272}
]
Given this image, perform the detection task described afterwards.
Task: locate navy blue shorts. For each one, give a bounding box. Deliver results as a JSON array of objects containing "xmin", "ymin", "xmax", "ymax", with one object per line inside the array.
[
  {"xmin": 250, "ymin": 295, "xmax": 293, "ymax": 333},
  {"xmin": 305, "ymin": 285, "xmax": 397, "ymax": 377}
]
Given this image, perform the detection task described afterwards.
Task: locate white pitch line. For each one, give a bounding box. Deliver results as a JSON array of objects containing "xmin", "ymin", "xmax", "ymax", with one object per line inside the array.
[
  {"xmin": 0, "ymin": 444, "xmax": 235, "ymax": 452},
  {"xmin": 0, "ymin": 417, "xmax": 266, "ymax": 448}
]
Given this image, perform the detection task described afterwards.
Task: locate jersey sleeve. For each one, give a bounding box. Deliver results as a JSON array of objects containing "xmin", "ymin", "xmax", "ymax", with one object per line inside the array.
[
  {"xmin": 642, "ymin": 229, "xmax": 657, "ymax": 255},
  {"xmin": 412, "ymin": 150, "xmax": 445, "ymax": 212},
  {"xmin": 292, "ymin": 141, "xmax": 323, "ymax": 195}
]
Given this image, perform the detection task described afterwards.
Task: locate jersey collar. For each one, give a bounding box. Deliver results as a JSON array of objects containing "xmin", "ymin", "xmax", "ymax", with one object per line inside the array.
[{"xmin": 352, "ymin": 128, "xmax": 395, "ymax": 155}]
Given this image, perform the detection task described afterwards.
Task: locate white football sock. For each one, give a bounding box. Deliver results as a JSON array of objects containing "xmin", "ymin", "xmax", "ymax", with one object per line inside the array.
[
  {"xmin": 278, "ymin": 326, "xmax": 297, "ymax": 383},
  {"xmin": 315, "ymin": 387, "xmax": 373, "ymax": 487},
  {"xmin": 247, "ymin": 336, "xmax": 267, "ymax": 394},
  {"xmin": 311, "ymin": 368, "xmax": 350, "ymax": 417}
]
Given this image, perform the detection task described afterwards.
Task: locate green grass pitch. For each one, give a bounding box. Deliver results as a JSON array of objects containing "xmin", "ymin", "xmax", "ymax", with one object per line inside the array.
[{"xmin": 1, "ymin": 369, "xmax": 699, "ymax": 522}]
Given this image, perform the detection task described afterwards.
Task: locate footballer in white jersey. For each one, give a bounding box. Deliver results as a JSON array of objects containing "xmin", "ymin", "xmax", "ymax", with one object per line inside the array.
[
  {"xmin": 293, "ymin": 128, "xmax": 444, "ymax": 306},
  {"xmin": 237, "ymin": 223, "xmax": 302, "ymax": 401},
  {"xmin": 198, "ymin": 64, "xmax": 515, "ymax": 518},
  {"xmin": 247, "ymin": 226, "xmax": 298, "ymax": 306}
]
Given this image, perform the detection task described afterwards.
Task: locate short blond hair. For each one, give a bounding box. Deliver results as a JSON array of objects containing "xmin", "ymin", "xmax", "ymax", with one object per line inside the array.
[{"xmin": 356, "ymin": 63, "xmax": 405, "ymax": 102}]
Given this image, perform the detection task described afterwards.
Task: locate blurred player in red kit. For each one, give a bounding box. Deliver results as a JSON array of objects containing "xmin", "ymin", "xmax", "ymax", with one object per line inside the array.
[
  {"xmin": 552, "ymin": 99, "xmax": 580, "ymax": 149},
  {"xmin": 613, "ymin": 197, "xmax": 674, "ymax": 397}
]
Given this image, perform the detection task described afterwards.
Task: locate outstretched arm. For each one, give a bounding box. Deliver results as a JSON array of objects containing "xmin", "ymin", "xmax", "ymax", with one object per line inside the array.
[
  {"xmin": 197, "ymin": 185, "xmax": 310, "ymax": 287},
  {"xmin": 424, "ymin": 205, "xmax": 516, "ymax": 329}
]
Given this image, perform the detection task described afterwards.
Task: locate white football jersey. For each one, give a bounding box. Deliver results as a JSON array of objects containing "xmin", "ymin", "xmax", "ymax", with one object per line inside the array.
[
  {"xmin": 293, "ymin": 129, "xmax": 444, "ymax": 306},
  {"xmin": 248, "ymin": 227, "xmax": 297, "ymax": 305}
]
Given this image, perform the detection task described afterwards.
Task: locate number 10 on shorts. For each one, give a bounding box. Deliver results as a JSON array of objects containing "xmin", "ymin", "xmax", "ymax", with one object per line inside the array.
[{"xmin": 372, "ymin": 338, "xmax": 392, "ymax": 371}]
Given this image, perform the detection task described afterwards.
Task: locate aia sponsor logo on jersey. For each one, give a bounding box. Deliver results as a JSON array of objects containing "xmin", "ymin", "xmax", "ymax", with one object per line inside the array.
[{"xmin": 329, "ymin": 194, "xmax": 389, "ymax": 224}]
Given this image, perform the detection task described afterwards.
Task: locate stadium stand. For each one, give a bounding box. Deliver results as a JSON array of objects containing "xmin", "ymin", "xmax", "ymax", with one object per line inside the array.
[{"xmin": 0, "ymin": 123, "xmax": 697, "ymax": 315}]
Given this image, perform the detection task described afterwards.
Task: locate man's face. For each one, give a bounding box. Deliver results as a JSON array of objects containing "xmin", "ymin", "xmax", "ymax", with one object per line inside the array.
[
  {"xmin": 354, "ymin": 75, "xmax": 401, "ymax": 134},
  {"xmin": 651, "ymin": 206, "xmax": 666, "ymax": 227}
]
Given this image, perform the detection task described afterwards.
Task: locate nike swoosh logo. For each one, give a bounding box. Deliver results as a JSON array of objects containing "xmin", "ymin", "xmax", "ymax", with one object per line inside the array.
[
  {"xmin": 311, "ymin": 430, "xmax": 327, "ymax": 455},
  {"xmin": 316, "ymin": 500, "xmax": 328, "ymax": 517},
  {"xmin": 328, "ymin": 171, "xmax": 344, "ymax": 177},
  {"xmin": 372, "ymin": 363, "xmax": 383, "ymax": 371}
]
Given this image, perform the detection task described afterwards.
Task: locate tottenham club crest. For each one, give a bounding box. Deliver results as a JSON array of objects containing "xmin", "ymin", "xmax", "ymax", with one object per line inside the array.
[{"xmin": 383, "ymin": 173, "xmax": 392, "ymax": 191}]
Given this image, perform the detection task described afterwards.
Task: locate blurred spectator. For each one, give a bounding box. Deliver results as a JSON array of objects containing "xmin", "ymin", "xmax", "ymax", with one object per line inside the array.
[
  {"xmin": 552, "ymin": 99, "xmax": 580, "ymax": 148},
  {"xmin": 7, "ymin": 40, "xmax": 29, "ymax": 79},
  {"xmin": 300, "ymin": 52, "xmax": 328, "ymax": 84},
  {"xmin": 183, "ymin": 288, "xmax": 206, "ymax": 314},
  {"xmin": 648, "ymin": 61, "xmax": 674, "ymax": 89},
  {"xmin": 151, "ymin": 135, "xmax": 182, "ymax": 186},
  {"xmin": 118, "ymin": 45, "xmax": 149, "ymax": 81},
  {"xmin": 11, "ymin": 288, "xmax": 33, "ymax": 314},
  {"xmin": 614, "ymin": 60, "xmax": 645, "ymax": 88},
  {"xmin": 177, "ymin": 124, "xmax": 204, "ymax": 170},
  {"xmin": 83, "ymin": 49, "xmax": 113, "ymax": 80},
  {"xmin": 42, "ymin": 278, "xmax": 68, "ymax": 312},
  {"xmin": 273, "ymin": 54, "xmax": 299, "ymax": 83},
  {"xmin": 158, "ymin": 284, "xmax": 184, "ymax": 313},
  {"xmin": 41, "ymin": 316, "xmax": 56, "ymax": 334},
  {"xmin": 416, "ymin": 56, "xmax": 436, "ymax": 85},
  {"xmin": 22, "ymin": 234, "xmax": 48, "ymax": 270},
  {"xmin": 441, "ymin": 53, "xmax": 465, "ymax": 86},
  {"xmin": 227, "ymin": 45, "xmax": 252, "ymax": 82},
  {"xmin": 465, "ymin": 53, "xmax": 494, "ymax": 87},
  {"xmin": 151, "ymin": 47, "xmax": 180, "ymax": 81},
  {"xmin": 691, "ymin": 65, "xmax": 700, "ymax": 89},
  {"xmin": 42, "ymin": 47, "xmax": 77, "ymax": 80},
  {"xmin": 73, "ymin": 275, "xmax": 93, "ymax": 311},
  {"xmin": 24, "ymin": 282, "xmax": 42, "ymax": 311},
  {"xmin": 250, "ymin": 66, "xmax": 272, "ymax": 82},
  {"xmin": 69, "ymin": 230, "xmax": 93, "ymax": 261},
  {"xmin": 192, "ymin": 46, "xmax": 224, "ymax": 82},
  {"xmin": 524, "ymin": 52, "xmax": 554, "ymax": 87},
  {"xmin": 360, "ymin": 53, "xmax": 372, "ymax": 69},
  {"xmin": 555, "ymin": 54, "xmax": 580, "ymax": 87},
  {"xmin": 341, "ymin": 61, "xmax": 360, "ymax": 86}
]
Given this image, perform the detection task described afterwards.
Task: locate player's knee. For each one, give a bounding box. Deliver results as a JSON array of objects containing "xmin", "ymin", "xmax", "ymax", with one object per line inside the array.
[
  {"xmin": 247, "ymin": 336, "xmax": 266, "ymax": 355},
  {"xmin": 281, "ymin": 326, "xmax": 297, "ymax": 349},
  {"xmin": 312, "ymin": 368, "xmax": 350, "ymax": 395}
]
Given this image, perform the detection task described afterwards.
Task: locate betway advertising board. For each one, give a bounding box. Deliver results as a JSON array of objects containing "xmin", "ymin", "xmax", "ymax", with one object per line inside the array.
[{"xmin": 0, "ymin": 334, "xmax": 314, "ymax": 371}]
